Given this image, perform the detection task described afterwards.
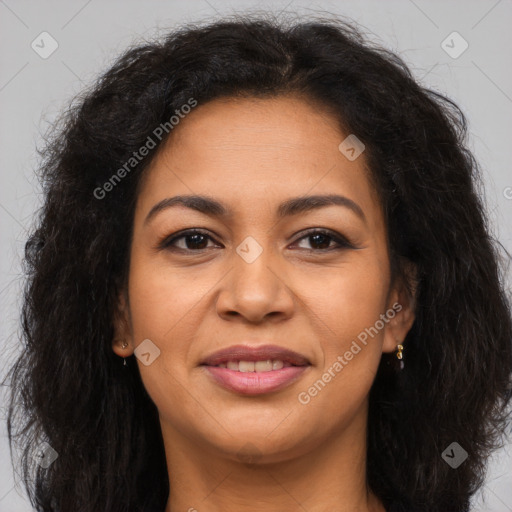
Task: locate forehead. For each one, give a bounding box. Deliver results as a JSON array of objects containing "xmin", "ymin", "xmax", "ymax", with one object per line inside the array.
[
  {"xmin": 136, "ymin": 95, "xmax": 383, "ymax": 226},
  {"xmin": 165, "ymin": 94, "xmax": 347, "ymax": 166}
]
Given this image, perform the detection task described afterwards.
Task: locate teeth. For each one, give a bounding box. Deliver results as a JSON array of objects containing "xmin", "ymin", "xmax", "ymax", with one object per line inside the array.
[
  {"xmin": 272, "ymin": 360, "xmax": 284, "ymax": 370},
  {"xmin": 255, "ymin": 360, "xmax": 273, "ymax": 372},
  {"xmin": 217, "ymin": 360, "xmax": 288, "ymax": 372},
  {"xmin": 239, "ymin": 361, "xmax": 255, "ymax": 372}
]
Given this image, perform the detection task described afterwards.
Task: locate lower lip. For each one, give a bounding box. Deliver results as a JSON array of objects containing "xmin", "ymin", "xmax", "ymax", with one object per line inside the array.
[{"xmin": 202, "ymin": 365, "xmax": 310, "ymax": 395}]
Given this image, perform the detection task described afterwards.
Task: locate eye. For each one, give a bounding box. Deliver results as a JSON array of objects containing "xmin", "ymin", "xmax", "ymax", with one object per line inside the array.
[
  {"xmin": 290, "ymin": 229, "xmax": 354, "ymax": 252},
  {"xmin": 158, "ymin": 228, "xmax": 355, "ymax": 253},
  {"xmin": 159, "ymin": 229, "xmax": 221, "ymax": 251}
]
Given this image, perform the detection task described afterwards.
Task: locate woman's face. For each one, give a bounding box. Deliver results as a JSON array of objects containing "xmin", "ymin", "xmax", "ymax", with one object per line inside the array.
[{"xmin": 114, "ymin": 94, "xmax": 415, "ymax": 463}]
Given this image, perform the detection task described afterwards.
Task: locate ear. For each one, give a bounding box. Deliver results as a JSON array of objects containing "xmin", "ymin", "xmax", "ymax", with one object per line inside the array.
[
  {"xmin": 111, "ymin": 290, "xmax": 133, "ymax": 358},
  {"xmin": 382, "ymin": 261, "xmax": 418, "ymax": 354}
]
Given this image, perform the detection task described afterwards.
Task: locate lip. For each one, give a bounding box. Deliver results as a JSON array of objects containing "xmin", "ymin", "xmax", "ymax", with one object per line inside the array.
[{"xmin": 199, "ymin": 344, "xmax": 311, "ymax": 396}]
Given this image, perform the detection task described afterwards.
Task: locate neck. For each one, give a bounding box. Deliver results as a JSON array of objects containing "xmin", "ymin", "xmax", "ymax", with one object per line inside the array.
[{"xmin": 162, "ymin": 405, "xmax": 386, "ymax": 512}]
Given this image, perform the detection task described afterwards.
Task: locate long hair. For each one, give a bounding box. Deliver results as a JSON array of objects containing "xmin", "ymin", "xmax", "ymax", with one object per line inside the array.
[{"xmin": 4, "ymin": 13, "xmax": 512, "ymax": 512}]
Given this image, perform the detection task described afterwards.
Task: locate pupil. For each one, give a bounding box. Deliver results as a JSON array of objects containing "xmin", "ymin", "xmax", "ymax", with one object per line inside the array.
[
  {"xmin": 310, "ymin": 234, "xmax": 330, "ymax": 249},
  {"xmin": 187, "ymin": 234, "xmax": 207, "ymax": 249}
]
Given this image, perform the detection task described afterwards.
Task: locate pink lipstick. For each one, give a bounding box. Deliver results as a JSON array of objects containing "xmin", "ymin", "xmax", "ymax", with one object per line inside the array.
[{"xmin": 200, "ymin": 344, "xmax": 311, "ymax": 395}]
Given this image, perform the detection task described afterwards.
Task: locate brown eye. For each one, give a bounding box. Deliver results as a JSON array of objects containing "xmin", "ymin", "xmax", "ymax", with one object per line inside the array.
[
  {"xmin": 305, "ymin": 233, "xmax": 332, "ymax": 250},
  {"xmin": 159, "ymin": 228, "xmax": 355, "ymax": 253},
  {"xmin": 159, "ymin": 230, "xmax": 219, "ymax": 251},
  {"xmin": 292, "ymin": 229, "xmax": 354, "ymax": 251},
  {"xmin": 179, "ymin": 233, "xmax": 210, "ymax": 250}
]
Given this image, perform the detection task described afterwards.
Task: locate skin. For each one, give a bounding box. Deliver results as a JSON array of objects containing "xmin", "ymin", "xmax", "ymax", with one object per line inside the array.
[{"xmin": 112, "ymin": 94, "xmax": 416, "ymax": 512}]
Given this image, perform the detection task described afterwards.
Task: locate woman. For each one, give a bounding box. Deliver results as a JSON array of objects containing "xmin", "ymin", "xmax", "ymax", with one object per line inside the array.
[{"xmin": 5, "ymin": 13, "xmax": 512, "ymax": 512}]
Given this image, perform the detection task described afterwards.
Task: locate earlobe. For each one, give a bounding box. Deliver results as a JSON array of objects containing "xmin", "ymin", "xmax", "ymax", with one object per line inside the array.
[
  {"xmin": 111, "ymin": 291, "xmax": 133, "ymax": 357},
  {"xmin": 382, "ymin": 263, "xmax": 418, "ymax": 354},
  {"xmin": 112, "ymin": 338, "xmax": 131, "ymax": 358}
]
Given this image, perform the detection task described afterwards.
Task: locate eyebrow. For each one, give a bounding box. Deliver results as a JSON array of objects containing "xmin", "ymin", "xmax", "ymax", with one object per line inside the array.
[{"xmin": 144, "ymin": 194, "xmax": 366, "ymax": 225}]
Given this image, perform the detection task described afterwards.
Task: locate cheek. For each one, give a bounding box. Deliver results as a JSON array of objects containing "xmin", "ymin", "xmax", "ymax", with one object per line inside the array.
[
  {"xmin": 300, "ymin": 256, "xmax": 389, "ymax": 341},
  {"xmin": 125, "ymin": 258, "xmax": 206, "ymax": 421},
  {"xmin": 297, "ymin": 256, "xmax": 389, "ymax": 397},
  {"xmin": 127, "ymin": 254, "xmax": 207, "ymax": 340},
  {"xmin": 125, "ymin": 256, "xmax": 206, "ymax": 398}
]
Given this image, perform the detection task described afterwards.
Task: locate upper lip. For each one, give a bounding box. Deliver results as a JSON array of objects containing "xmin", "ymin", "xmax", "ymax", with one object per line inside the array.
[{"xmin": 200, "ymin": 344, "xmax": 311, "ymax": 366}]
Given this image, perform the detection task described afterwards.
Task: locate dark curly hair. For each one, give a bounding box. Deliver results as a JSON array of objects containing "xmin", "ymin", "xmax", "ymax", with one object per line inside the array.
[{"xmin": 4, "ymin": 12, "xmax": 512, "ymax": 512}]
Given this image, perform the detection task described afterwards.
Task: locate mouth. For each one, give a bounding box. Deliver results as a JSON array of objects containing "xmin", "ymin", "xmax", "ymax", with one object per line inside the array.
[{"xmin": 199, "ymin": 344, "xmax": 311, "ymax": 395}]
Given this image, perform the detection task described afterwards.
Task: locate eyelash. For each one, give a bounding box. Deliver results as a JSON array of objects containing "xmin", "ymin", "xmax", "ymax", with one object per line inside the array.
[{"xmin": 158, "ymin": 228, "xmax": 356, "ymax": 253}]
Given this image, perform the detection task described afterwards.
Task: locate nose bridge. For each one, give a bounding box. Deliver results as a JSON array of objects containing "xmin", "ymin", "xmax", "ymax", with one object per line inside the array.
[
  {"xmin": 216, "ymin": 234, "xmax": 294, "ymax": 322},
  {"xmin": 234, "ymin": 234, "xmax": 276, "ymax": 290}
]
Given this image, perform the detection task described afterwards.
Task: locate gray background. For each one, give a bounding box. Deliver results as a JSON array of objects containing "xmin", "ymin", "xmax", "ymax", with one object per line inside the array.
[{"xmin": 1, "ymin": 0, "xmax": 511, "ymax": 510}]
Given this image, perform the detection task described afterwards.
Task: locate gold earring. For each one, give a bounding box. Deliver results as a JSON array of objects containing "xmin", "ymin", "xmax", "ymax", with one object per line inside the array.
[{"xmin": 396, "ymin": 343, "xmax": 404, "ymax": 370}]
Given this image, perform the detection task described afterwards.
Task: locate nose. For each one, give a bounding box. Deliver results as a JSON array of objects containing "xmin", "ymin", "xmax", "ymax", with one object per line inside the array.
[{"xmin": 215, "ymin": 243, "xmax": 295, "ymax": 324}]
